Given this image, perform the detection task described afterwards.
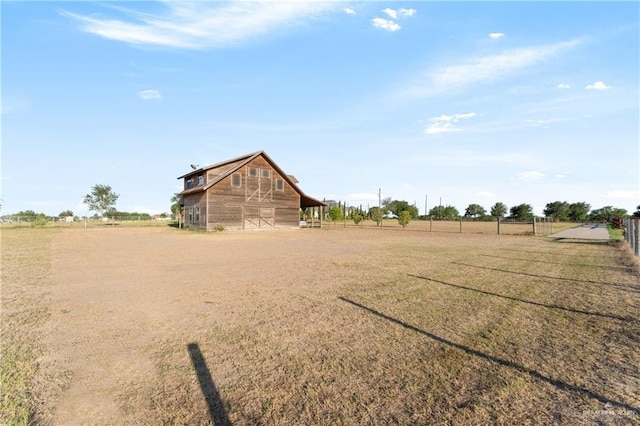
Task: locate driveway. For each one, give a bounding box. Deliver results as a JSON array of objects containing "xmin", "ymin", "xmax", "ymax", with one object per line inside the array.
[{"xmin": 549, "ymin": 223, "xmax": 610, "ymax": 240}]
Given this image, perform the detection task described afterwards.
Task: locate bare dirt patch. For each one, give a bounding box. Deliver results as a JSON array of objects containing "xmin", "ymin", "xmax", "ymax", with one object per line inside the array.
[{"xmin": 3, "ymin": 225, "xmax": 639, "ymax": 424}]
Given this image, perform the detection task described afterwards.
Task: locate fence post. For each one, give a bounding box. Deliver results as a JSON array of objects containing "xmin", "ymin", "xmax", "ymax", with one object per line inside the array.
[
  {"xmin": 532, "ymin": 217, "xmax": 537, "ymax": 235},
  {"xmin": 630, "ymin": 220, "xmax": 640, "ymax": 256},
  {"xmin": 430, "ymin": 216, "xmax": 432, "ymax": 232},
  {"xmin": 459, "ymin": 216, "xmax": 462, "ymax": 233},
  {"xmin": 497, "ymin": 217, "xmax": 501, "ymax": 235}
]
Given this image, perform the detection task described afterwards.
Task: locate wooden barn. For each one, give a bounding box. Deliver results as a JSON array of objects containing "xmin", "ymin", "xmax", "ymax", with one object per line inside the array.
[{"xmin": 177, "ymin": 151, "xmax": 325, "ymax": 230}]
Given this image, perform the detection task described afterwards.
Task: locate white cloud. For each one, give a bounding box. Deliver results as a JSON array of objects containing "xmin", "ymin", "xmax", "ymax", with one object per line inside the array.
[
  {"xmin": 516, "ymin": 171, "xmax": 544, "ymax": 181},
  {"xmin": 555, "ymin": 174, "xmax": 566, "ymax": 178},
  {"xmin": 489, "ymin": 32, "xmax": 504, "ymax": 39},
  {"xmin": 62, "ymin": 2, "xmax": 338, "ymax": 49},
  {"xmin": 604, "ymin": 189, "xmax": 640, "ymax": 199},
  {"xmin": 139, "ymin": 89, "xmax": 162, "ymax": 100},
  {"xmin": 382, "ymin": 8, "xmax": 397, "ymax": 19},
  {"xmin": 344, "ymin": 7, "xmax": 356, "ymax": 15},
  {"xmin": 557, "ymin": 83, "xmax": 570, "ymax": 89},
  {"xmin": 425, "ymin": 112, "xmax": 476, "ymax": 134},
  {"xmin": 586, "ymin": 81, "xmax": 611, "ymax": 90},
  {"xmin": 398, "ymin": 8, "xmax": 417, "ymax": 17},
  {"xmin": 397, "ymin": 39, "xmax": 581, "ymax": 99},
  {"xmin": 372, "ymin": 17, "xmax": 400, "ymax": 32}
]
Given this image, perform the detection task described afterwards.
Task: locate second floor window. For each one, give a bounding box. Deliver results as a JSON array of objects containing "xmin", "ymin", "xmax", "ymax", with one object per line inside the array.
[
  {"xmin": 231, "ymin": 173, "xmax": 241, "ymax": 187},
  {"xmin": 197, "ymin": 175, "xmax": 203, "ymax": 186},
  {"xmin": 186, "ymin": 178, "xmax": 194, "ymax": 189}
]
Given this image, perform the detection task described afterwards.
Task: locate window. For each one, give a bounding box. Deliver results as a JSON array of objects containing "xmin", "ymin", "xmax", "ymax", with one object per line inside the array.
[
  {"xmin": 261, "ymin": 168, "xmax": 271, "ymax": 178},
  {"xmin": 194, "ymin": 207, "xmax": 200, "ymax": 223},
  {"xmin": 187, "ymin": 208, "xmax": 193, "ymax": 223},
  {"xmin": 248, "ymin": 167, "xmax": 258, "ymax": 178},
  {"xmin": 197, "ymin": 174, "xmax": 203, "ymax": 186},
  {"xmin": 186, "ymin": 177, "xmax": 194, "ymax": 189},
  {"xmin": 276, "ymin": 178, "xmax": 284, "ymax": 191},
  {"xmin": 231, "ymin": 173, "xmax": 242, "ymax": 187}
]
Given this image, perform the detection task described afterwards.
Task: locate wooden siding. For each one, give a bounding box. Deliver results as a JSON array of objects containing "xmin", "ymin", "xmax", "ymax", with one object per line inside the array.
[
  {"xmin": 183, "ymin": 192, "xmax": 207, "ymax": 230},
  {"xmin": 205, "ymin": 157, "xmax": 300, "ymax": 230}
]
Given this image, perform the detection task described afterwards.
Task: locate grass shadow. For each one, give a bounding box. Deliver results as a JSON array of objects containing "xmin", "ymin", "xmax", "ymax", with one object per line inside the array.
[
  {"xmin": 187, "ymin": 343, "xmax": 231, "ymax": 425},
  {"xmin": 338, "ymin": 296, "xmax": 639, "ymax": 413},
  {"xmin": 452, "ymin": 262, "xmax": 640, "ymax": 294},
  {"xmin": 478, "ymin": 253, "xmax": 632, "ymax": 272},
  {"xmin": 407, "ymin": 274, "xmax": 638, "ymax": 323}
]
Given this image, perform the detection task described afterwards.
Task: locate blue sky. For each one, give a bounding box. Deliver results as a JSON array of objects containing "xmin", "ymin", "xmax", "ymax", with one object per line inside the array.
[{"xmin": 2, "ymin": 1, "xmax": 639, "ymax": 217}]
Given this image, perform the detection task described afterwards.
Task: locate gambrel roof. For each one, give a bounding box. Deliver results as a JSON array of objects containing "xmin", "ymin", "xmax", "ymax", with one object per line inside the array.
[{"xmin": 177, "ymin": 151, "xmax": 325, "ymax": 208}]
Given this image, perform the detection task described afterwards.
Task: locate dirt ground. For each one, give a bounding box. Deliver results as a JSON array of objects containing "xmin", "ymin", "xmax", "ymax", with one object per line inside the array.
[{"xmin": 3, "ymin": 224, "xmax": 640, "ymax": 424}]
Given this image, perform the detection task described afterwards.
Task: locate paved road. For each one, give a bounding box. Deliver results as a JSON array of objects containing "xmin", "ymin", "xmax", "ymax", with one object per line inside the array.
[{"xmin": 549, "ymin": 223, "xmax": 610, "ymax": 240}]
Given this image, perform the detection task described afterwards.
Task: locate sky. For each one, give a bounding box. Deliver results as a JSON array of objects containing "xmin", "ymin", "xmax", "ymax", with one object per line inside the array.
[{"xmin": 2, "ymin": 1, "xmax": 639, "ymax": 217}]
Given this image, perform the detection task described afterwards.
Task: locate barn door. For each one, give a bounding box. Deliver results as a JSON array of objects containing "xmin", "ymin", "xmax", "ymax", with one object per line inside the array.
[{"xmin": 244, "ymin": 207, "xmax": 275, "ymax": 229}]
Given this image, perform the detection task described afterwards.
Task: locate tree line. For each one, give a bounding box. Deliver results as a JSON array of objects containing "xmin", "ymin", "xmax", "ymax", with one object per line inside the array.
[{"xmin": 321, "ymin": 197, "xmax": 640, "ymax": 229}]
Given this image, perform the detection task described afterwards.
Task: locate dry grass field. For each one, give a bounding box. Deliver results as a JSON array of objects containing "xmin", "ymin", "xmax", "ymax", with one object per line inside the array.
[{"xmin": 2, "ymin": 223, "xmax": 639, "ymax": 425}]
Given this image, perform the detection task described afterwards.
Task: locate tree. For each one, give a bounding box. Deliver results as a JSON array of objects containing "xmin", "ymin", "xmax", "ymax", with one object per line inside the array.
[
  {"xmin": 543, "ymin": 201, "xmax": 570, "ymax": 221},
  {"xmin": 369, "ymin": 206, "xmax": 384, "ymax": 226},
  {"xmin": 59, "ymin": 210, "xmax": 74, "ymax": 219},
  {"xmin": 568, "ymin": 202, "xmax": 590, "ymax": 221},
  {"xmin": 634, "ymin": 205, "xmax": 640, "ymax": 218},
  {"xmin": 170, "ymin": 193, "xmax": 183, "ymax": 223},
  {"xmin": 509, "ymin": 204, "xmax": 534, "ymax": 221},
  {"xmin": 490, "ymin": 202, "xmax": 508, "ymax": 219},
  {"xmin": 464, "ymin": 203, "xmax": 486, "ymax": 219},
  {"xmin": 328, "ymin": 205, "xmax": 343, "ymax": 221},
  {"xmin": 83, "ymin": 184, "xmax": 119, "ymax": 218},
  {"xmin": 398, "ymin": 211, "xmax": 412, "ymax": 229},
  {"xmin": 428, "ymin": 205, "xmax": 459, "ymax": 220},
  {"xmin": 589, "ymin": 206, "xmax": 628, "ymax": 221},
  {"xmin": 352, "ymin": 211, "xmax": 363, "ymax": 225},
  {"xmin": 385, "ymin": 199, "xmax": 419, "ymax": 218}
]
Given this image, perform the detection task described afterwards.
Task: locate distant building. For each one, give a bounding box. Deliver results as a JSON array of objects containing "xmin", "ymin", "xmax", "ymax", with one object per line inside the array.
[{"xmin": 177, "ymin": 151, "xmax": 325, "ymax": 230}]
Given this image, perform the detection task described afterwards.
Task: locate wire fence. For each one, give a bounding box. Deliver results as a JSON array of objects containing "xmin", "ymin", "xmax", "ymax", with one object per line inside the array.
[{"xmin": 622, "ymin": 217, "xmax": 640, "ymax": 257}]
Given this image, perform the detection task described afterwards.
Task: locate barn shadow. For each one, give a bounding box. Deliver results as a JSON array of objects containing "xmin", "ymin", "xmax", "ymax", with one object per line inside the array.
[
  {"xmin": 187, "ymin": 343, "xmax": 231, "ymax": 425},
  {"xmin": 407, "ymin": 275, "xmax": 638, "ymax": 323},
  {"xmin": 477, "ymin": 253, "xmax": 632, "ymax": 272},
  {"xmin": 338, "ymin": 296, "xmax": 639, "ymax": 413}
]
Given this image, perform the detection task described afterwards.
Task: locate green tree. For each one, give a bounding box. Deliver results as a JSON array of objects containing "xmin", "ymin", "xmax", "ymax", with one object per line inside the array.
[
  {"xmin": 59, "ymin": 210, "xmax": 74, "ymax": 219},
  {"xmin": 386, "ymin": 200, "xmax": 419, "ymax": 218},
  {"xmin": 634, "ymin": 205, "xmax": 640, "ymax": 218},
  {"xmin": 83, "ymin": 184, "xmax": 119, "ymax": 218},
  {"xmin": 589, "ymin": 206, "xmax": 628, "ymax": 221},
  {"xmin": 490, "ymin": 202, "xmax": 508, "ymax": 218},
  {"xmin": 398, "ymin": 210, "xmax": 412, "ymax": 229},
  {"xmin": 509, "ymin": 204, "xmax": 534, "ymax": 221},
  {"xmin": 429, "ymin": 205, "xmax": 459, "ymax": 220},
  {"xmin": 369, "ymin": 207, "xmax": 384, "ymax": 226},
  {"xmin": 568, "ymin": 202, "xmax": 591, "ymax": 221},
  {"xmin": 464, "ymin": 203, "xmax": 486, "ymax": 219},
  {"xmin": 170, "ymin": 193, "xmax": 183, "ymax": 223},
  {"xmin": 328, "ymin": 205, "xmax": 343, "ymax": 221},
  {"xmin": 352, "ymin": 211, "xmax": 363, "ymax": 225},
  {"xmin": 543, "ymin": 201, "xmax": 570, "ymax": 221}
]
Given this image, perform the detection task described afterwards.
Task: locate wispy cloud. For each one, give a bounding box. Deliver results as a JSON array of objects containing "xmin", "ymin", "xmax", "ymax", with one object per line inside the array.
[
  {"xmin": 489, "ymin": 32, "xmax": 504, "ymax": 39},
  {"xmin": 372, "ymin": 17, "xmax": 400, "ymax": 32},
  {"xmin": 425, "ymin": 112, "xmax": 476, "ymax": 134},
  {"xmin": 557, "ymin": 83, "xmax": 570, "ymax": 89},
  {"xmin": 373, "ymin": 7, "xmax": 415, "ymax": 31},
  {"xmin": 515, "ymin": 171, "xmax": 544, "ymax": 181},
  {"xmin": 139, "ymin": 89, "xmax": 162, "ymax": 100},
  {"xmin": 397, "ymin": 39, "xmax": 581, "ymax": 99},
  {"xmin": 586, "ymin": 81, "xmax": 611, "ymax": 90},
  {"xmin": 62, "ymin": 2, "xmax": 339, "ymax": 49},
  {"xmin": 344, "ymin": 7, "xmax": 356, "ymax": 15}
]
